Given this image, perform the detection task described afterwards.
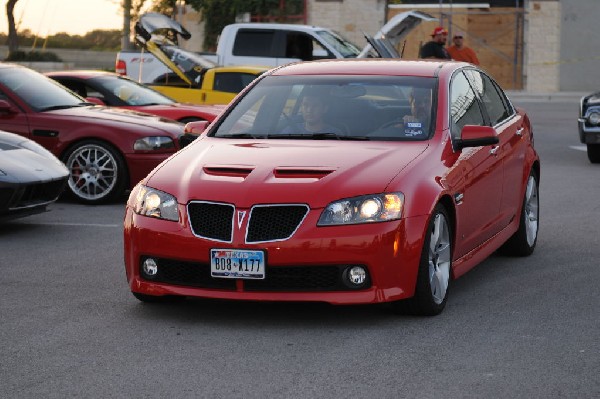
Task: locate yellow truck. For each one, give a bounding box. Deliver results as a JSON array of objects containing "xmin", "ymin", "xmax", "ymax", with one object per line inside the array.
[{"xmin": 148, "ymin": 64, "xmax": 267, "ymax": 105}]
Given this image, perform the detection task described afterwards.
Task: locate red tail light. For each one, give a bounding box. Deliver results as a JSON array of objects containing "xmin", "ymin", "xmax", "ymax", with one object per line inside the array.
[{"xmin": 115, "ymin": 59, "xmax": 126, "ymax": 76}]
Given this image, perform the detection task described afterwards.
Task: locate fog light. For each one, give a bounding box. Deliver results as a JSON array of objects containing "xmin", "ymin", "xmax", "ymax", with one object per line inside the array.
[
  {"xmin": 343, "ymin": 265, "xmax": 367, "ymax": 288},
  {"xmin": 142, "ymin": 258, "xmax": 158, "ymax": 277}
]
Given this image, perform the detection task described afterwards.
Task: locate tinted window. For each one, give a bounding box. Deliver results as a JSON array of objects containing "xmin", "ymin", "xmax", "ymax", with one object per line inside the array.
[
  {"xmin": 233, "ymin": 30, "xmax": 275, "ymax": 57},
  {"xmin": 0, "ymin": 67, "xmax": 84, "ymax": 111},
  {"xmin": 214, "ymin": 72, "xmax": 259, "ymax": 93},
  {"xmin": 213, "ymin": 75, "xmax": 436, "ymax": 141},
  {"xmin": 466, "ymin": 70, "xmax": 511, "ymax": 126},
  {"xmin": 449, "ymin": 71, "xmax": 484, "ymax": 139}
]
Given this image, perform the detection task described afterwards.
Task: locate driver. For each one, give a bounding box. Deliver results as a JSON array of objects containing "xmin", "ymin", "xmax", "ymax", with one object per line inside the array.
[
  {"xmin": 282, "ymin": 88, "xmax": 343, "ymax": 135},
  {"xmin": 401, "ymin": 87, "xmax": 432, "ymax": 137}
]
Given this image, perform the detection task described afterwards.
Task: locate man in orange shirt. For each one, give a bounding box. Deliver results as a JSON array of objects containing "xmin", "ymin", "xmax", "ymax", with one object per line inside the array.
[{"xmin": 447, "ymin": 32, "xmax": 480, "ymax": 65}]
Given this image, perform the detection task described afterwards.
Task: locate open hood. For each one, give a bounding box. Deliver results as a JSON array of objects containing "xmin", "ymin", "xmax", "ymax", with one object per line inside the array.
[
  {"xmin": 358, "ymin": 10, "xmax": 438, "ymax": 58},
  {"xmin": 134, "ymin": 12, "xmax": 216, "ymax": 86}
]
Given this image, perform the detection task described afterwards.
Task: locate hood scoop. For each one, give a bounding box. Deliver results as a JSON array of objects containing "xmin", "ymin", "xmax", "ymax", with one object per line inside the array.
[
  {"xmin": 273, "ymin": 167, "xmax": 335, "ymax": 180},
  {"xmin": 203, "ymin": 166, "xmax": 254, "ymax": 178}
]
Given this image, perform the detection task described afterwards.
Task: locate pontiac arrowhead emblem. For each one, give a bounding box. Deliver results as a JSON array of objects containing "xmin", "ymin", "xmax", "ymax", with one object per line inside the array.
[{"xmin": 237, "ymin": 211, "xmax": 247, "ymax": 229}]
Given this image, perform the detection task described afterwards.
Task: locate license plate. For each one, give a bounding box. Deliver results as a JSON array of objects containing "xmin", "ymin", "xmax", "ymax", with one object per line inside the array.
[{"xmin": 210, "ymin": 249, "xmax": 265, "ymax": 279}]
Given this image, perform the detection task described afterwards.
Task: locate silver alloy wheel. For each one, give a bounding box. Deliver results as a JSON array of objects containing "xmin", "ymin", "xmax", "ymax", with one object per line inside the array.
[
  {"xmin": 524, "ymin": 175, "xmax": 539, "ymax": 246},
  {"xmin": 428, "ymin": 213, "xmax": 451, "ymax": 305},
  {"xmin": 65, "ymin": 143, "xmax": 118, "ymax": 201}
]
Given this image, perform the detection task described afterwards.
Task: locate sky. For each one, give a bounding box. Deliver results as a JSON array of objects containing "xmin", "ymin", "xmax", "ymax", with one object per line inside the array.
[{"xmin": 0, "ymin": 0, "xmax": 126, "ymax": 36}]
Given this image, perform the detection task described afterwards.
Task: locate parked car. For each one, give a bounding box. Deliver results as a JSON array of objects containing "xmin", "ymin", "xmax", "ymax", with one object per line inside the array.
[
  {"xmin": 577, "ymin": 91, "xmax": 600, "ymax": 163},
  {"xmin": 117, "ymin": 11, "xmax": 436, "ymax": 83},
  {"xmin": 0, "ymin": 63, "xmax": 185, "ymax": 204},
  {"xmin": 124, "ymin": 59, "xmax": 540, "ymax": 316},
  {"xmin": 0, "ymin": 130, "xmax": 69, "ymax": 221},
  {"xmin": 148, "ymin": 65, "xmax": 268, "ymax": 106},
  {"xmin": 46, "ymin": 70, "xmax": 225, "ymax": 123}
]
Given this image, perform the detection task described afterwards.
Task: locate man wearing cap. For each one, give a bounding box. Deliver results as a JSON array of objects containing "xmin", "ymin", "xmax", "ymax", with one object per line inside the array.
[
  {"xmin": 447, "ymin": 32, "xmax": 480, "ymax": 65},
  {"xmin": 419, "ymin": 26, "xmax": 451, "ymax": 60}
]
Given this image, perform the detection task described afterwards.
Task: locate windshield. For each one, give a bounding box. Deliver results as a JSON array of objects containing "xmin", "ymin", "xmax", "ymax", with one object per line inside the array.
[
  {"xmin": 0, "ymin": 67, "xmax": 86, "ymax": 111},
  {"xmin": 93, "ymin": 76, "xmax": 174, "ymax": 106},
  {"xmin": 212, "ymin": 75, "xmax": 436, "ymax": 141},
  {"xmin": 316, "ymin": 30, "xmax": 361, "ymax": 58}
]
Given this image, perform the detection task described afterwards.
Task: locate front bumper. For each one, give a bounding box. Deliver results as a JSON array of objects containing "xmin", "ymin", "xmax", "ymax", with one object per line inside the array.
[{"xmin": 124, "ymin": 205, "xmax": 429, "ymax": 305}]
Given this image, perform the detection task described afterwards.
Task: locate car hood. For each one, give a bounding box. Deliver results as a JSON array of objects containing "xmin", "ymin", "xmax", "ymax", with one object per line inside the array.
[
  {"xmin": 146, "ymin": 138, "xmax": 429, "ymax": 208},
  {"xmin": 358, "ymin": 11, "xmax": 438, "ymax": 58},
  {"xmin": 0, "ymin": 138, "xmax": 68, "ymax": 182},
  {"xmin": 140, "ymin": 102, "xmax": 225, "ymax": 116},
  {"xmin": 47, "ymin": 106, "xmax": 184, "ymax": 135}
]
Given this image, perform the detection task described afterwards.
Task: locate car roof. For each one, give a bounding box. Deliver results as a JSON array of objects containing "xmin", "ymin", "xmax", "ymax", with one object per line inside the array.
[
  {"xmin": 271, "ymin": 59, "xmax": 469, "ymax": 78},
  {"xmin": 45, "ymin": 70, "xmax": 118, "ymax": 79}
]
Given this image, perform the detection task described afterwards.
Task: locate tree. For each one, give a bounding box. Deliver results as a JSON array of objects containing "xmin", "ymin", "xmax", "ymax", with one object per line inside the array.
[{"xmin": 6, "ymin": 0, "xmax": 19, "ymax": 57}]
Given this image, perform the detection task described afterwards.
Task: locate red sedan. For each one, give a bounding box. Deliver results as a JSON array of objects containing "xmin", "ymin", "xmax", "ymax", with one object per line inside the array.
[
  {"xmin": 0, "ymin": 63, "xmax": 184, "ymax": 204},
  {"xmin": 124, "ymin": 59, "xmax": 540, "ymax": 315},
  {"xmin": 46, "ymin": 70, "xmax": 225, "ymax": 123}
]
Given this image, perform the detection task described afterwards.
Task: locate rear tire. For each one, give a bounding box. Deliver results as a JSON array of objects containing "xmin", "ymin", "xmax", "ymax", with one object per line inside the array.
[
  {"xmin": 499, "ymin": 170, "xmax": 539, "ymax": 256},
  {"xmin": 587, "ymin": 144, "xmax": 600, "ymax": 163},
  {"xmin": 391, "ymin": 204, "xmax": 452, "ymax": 316}
]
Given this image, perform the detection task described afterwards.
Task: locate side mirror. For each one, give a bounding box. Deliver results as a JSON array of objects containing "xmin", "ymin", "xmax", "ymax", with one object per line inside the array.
[
  {"xmin": 180, "ymin": 120, "xmax": 209, "ymax": 148},
  {"xmin": 454, "ymin": 125, "xmax": 499, "ymax": 151},
  {"xmin": 184, "ymin": 120, "xmax": 209, "ymax": 135},
  {"xmin": 0, "ymin": 99, "xmax": 18, "ymax": 114},
  {"xmin": 86, "ymin": 97, "xmax": 105, "ymax": 106}
]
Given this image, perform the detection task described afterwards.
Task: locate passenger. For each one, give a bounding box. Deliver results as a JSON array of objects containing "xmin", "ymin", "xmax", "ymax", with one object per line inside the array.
[
  {"xmin": 282, "ymin": 89, "xmax": 343, "ymax": 135},
  {"xmin": 375, "ymin": 87, "xmax": 432, "ymax": 138}
]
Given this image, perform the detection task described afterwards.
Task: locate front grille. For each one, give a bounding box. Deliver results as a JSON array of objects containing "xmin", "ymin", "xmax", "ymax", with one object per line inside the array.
[
  {"xmin": 140, "ymin": 257, "xmax": 237, "ymax": 290},
  {"xmin": 188, "ymin": 201, "xmax": 234, "ymax": 242},
  {"xmin": 0, "ymin": 179, "xmax": 66, "ymax": 212},
  {"xmin": 247, "ymin": 205, "xmax": 308, "ymax": 243},
  {"xmin": 140, "ymin": 257, "xmax": 371, "ymax": 293}
]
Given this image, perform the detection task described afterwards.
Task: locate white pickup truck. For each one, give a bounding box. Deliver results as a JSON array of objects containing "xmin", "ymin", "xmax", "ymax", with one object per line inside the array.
[{"xmin": 116, "ymin": 11, "xmax": 435, "ymax": 84}]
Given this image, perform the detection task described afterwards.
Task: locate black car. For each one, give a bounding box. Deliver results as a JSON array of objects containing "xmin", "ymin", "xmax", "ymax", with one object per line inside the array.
[
  {"xmin": 578, "ymin": 92, "xmax": 600, "ymax": 163},
  {"xmin": 0, "ymin": 130, "xmax": 69, "ymax": 221}
]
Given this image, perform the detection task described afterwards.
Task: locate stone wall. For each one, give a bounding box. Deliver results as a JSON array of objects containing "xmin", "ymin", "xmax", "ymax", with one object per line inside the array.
[
  {"xmin": 307, "ymin": 0, "xmax": 386, "ymax": 49},
  {"xmin": 524, "ymin": 0, "xmax": 561, "ymax": 92},
  {"xmin": 0, "ymin": 46, "xmax": 116, "ymax": 71}
]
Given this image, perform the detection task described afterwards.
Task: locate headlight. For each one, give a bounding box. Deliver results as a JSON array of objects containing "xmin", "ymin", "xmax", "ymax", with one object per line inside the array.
[
  {"xmin": 134, "ymin": 136, "xmax": 175, "ymax": 151},
  {"xmin": 588, "ymin": 111, "xmax": 600, "ymax": 125},
  {"xmin": 318, "ymin": 193, "xmax": 404, "ymax": 226},
  {"xmin": 132, "ymin": 185, "xmax": 179, "ymax": 221}
]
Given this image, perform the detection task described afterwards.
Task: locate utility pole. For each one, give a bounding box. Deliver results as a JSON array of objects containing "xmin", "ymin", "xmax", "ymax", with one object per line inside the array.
[{"xmin": 122, "ymin": 0, "xmax": 133, "ymax": 50}]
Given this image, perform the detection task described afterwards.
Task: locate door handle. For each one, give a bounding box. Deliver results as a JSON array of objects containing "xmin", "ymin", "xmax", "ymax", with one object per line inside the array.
[
  {"xmin": 489, "ymin": 146, "xmax": 499, "ymax": 155},
  {"xmin": 516, "ymin": 127, "xmax": 524, "ymax": 136}
]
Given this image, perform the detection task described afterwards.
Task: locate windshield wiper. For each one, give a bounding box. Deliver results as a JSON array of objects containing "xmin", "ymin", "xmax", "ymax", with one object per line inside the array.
[
  {"xmin": 40, "ymin": 104, "xmax": 87, "ymax": 112},
  {"xmin": 270, "ymin": 133, "xmax": 370, "ymax": 141}
]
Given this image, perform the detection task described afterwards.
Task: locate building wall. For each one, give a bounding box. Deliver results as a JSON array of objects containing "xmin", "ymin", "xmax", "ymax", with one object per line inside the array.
[
  {"xmin": 307, "ymin": 0, "xmax": 386, "ymax": 49},
  {"xmin": 524, "ymin": 0, "xmax": 561, "ymax": 92},
  {"xmin": 559, "ymin": 0, "xmax": 600, "ymax": 91}
]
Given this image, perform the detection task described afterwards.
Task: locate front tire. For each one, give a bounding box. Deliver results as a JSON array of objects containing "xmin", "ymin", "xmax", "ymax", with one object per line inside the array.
[
  {"xmin": 391, "ymin": 204, "xmax": 452, "ymax": 316},
  {"xmin": 62, "ymin": 140, "xmax": 128, "ymax": 204},
  {"xmin": 587, "ymin": 144, "xmax": 600, "ymax": 163},
  {"xmin": 500, "ymin": 170, "xmax": 539, "ymax": 256}
]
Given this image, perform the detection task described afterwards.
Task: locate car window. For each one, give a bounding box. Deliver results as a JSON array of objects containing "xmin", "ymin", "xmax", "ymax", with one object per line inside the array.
[
  {"xmin": 233, "ymin": 30, "xmax": 275, "ymax": 57},
  {"xmin": 212, "ymin": 75, "xmax": 436, "ymax": 141},
  {"xmin": 93, "ymin": 76, "xmax": 173, "ymax": 106},
  {"xmin": 0, "ymin": 67, "xmax": 84, "ymax": 111},
  {"xmin": 465, "ymin": 70, "xmax": 512, "ymax": 126},
  {"xmin": 284, "ymin": 32, "xmax": 333, "ymax": 61},
  {"xmin": 449, "ymin": 71, "xmax": 485, "ymax": 140},
  {"xmin": 213, "ymin": 72, "xmax": 259, "ymax": 93}
]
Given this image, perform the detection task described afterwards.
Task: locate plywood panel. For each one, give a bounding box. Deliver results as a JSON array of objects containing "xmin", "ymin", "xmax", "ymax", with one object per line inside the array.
[{"xmin": 388, "ymin": 7, "xmax": 523, "ymax": 89}]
